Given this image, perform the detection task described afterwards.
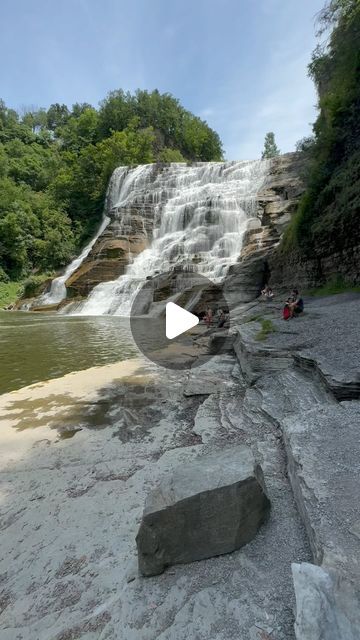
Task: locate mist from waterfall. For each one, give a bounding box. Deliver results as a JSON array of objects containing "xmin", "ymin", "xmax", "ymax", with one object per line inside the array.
[{"xmin": 70, "ymin": 160, "xmax": 269, "ymax": 316}]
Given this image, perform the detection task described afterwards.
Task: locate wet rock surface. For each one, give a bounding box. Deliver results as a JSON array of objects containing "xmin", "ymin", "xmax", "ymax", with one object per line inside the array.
[
  {"xmin": 65, "ymin": 220, "xmax": 152, "ymax": 298},
  {"xmin": 136, "ymin": 446, "xmax": 270, "ymax": 576}
]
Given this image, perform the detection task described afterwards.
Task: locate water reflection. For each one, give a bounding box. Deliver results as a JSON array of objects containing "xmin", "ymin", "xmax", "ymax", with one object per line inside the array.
[{"xmin": 0, "ymin": 311, "xmax": 137, "ymax": 394}]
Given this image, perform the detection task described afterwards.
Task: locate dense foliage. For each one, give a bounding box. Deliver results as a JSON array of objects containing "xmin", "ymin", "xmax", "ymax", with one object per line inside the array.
[
  {"xmin": 0, "ymin": 90, "xmax": 223, "ymax": 281},
  {"xmin": 283, "ymin": 0, "xmax": 360, "ymax": 258},
  {"xmin": 261, "ymin": 132, "xmax": 280, "ymax": 159}
]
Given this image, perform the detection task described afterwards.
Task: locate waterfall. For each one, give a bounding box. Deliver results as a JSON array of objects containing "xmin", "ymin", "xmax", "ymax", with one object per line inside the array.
[
  {"xmin": 70, "ymin": 160, "xmax": 269, "ymax": 316},
  {"xmin": 35, "ymin": 168, "xmax": 131, "ymax": 307},
  {"xmin": 35, "ymin": 215, "xmax": 110, "ymax": 306}
]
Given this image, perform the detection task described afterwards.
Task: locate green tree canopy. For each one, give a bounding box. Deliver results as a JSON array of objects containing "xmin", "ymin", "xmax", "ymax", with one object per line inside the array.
[
  {"xmin": 0, "ymin": 89, "xmax": 223, "ymax": 281},
  {"xmin": 283, "ymin": 0, "xmax": 360, "ymax": 257}
]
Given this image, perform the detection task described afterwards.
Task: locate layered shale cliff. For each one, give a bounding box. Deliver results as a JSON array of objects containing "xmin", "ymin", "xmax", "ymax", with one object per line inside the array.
[{"xmin": 224, "ymin": 152, "xmax": 305, "ymax": 306}]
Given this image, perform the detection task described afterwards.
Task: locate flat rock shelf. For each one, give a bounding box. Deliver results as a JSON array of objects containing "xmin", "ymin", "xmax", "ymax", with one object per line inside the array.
[{"xmin": 0, "ymin": 292, "xmax": 359, "ymax": 639}]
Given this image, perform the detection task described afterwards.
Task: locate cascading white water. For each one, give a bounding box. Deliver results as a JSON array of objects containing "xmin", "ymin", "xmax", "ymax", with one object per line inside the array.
[
  {"xmin": 35, "ymin": 167, "xmax": 132, "ymax": 307},
  {"xmin": 71, "ymin": 160, "xmax": 269, "ymax": 316},
  {"xmin": 36, "ymin": 216, "xmax": 110, "ymax": 306}
]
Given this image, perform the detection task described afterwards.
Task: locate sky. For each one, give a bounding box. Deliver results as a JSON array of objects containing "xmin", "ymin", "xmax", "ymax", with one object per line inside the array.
[{"xmin": 0, "ymin": 0, "xmax": 325, "ymax": 160}]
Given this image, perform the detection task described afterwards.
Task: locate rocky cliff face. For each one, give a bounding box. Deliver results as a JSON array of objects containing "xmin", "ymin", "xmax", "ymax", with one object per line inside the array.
[
  {"xmin": 227, "ymin": 150, "xmax": 359, "ymax": 295},
  {"xmin": 268, "ymin": 238, "xmax": 360, "ymax": 291},
  {"xmin": 65, "ymin": 203, "xmax": 155, "ymax": 298},
  {"xmin": 224, "ymin": 152, "xmax": 306, "ymax": 306}
]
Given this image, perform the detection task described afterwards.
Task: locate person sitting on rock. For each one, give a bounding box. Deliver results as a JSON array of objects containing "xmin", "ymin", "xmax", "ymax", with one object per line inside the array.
[
  {"xmin": 283, "ymin": 292, "xmax": 295, "ymax": 320},
  {"xmin": 288, "ymin": 289, "xmax": 304, "ymax": 318},
  {"xmin": 261, "ymin": 285, "xmax": 274, "ymax": 299}
]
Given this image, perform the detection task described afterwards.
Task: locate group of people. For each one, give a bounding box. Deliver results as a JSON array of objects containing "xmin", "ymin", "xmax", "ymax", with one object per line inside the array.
[
  {"xmin": 202, "ymin": 307, "xmax": 228, "ymax": 328},
  {"xmin": 199, "ymin": 286, "xmax": 303, "ymax": 327},
  {"xmin": 262, "ymin": 284, "xmax": 304, "ymax": 319}
]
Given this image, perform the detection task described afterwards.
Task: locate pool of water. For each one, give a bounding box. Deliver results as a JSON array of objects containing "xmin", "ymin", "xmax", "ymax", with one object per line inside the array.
[{"xmin": 0, "ymin": 311, "xmax": 138, "ymax": 394}]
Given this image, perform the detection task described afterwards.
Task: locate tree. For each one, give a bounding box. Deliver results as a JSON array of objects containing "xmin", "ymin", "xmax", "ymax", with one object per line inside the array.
[
  {"xmin": 46, "ymin": 103, "xmax": 70, "ymax": 132},
  {"xmin": 281, "ymin": 0, "xmax": 360, "ymax": 256},
  {"xmin": 0, "ymin": 90, "xmax": 224, "ymax": 280},
  {"xmin": 20, "ymin": 106, "xmax": 47, "ymax": 133},
  {"xmin": 158, "ymin": 148, "xmax": 185, "ymax": 163},
  {"xmin": 261, "ymin": 132, "xmax": 280, "ymax": 159},
  {"xmin": 58, "ymin": 107, "xmax": 99, "ymax": 151},
  {"xmin": 295, "ymin": 136, "xmax": 315, "ymax": 153}
]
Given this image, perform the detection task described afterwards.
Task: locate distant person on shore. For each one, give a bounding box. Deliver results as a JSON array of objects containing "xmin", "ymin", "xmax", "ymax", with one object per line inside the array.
[
  {"xmin": 289, "ymin": 289, "xmax": 304, "ymax": 317},
  {"xmin": 204, "ymin": 307, "xmax": 213, "ymax": 327},
  {"xmin": 283, "ymin": 289, "xmax": 304, "ymax": 319},
  {"xmin": 261, "ymin": 285, "xmax": 274, "ymax": 300}
]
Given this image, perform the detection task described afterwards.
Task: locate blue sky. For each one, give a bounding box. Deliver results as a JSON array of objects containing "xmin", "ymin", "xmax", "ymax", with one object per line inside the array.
[{"xmin": 0, "ymin": 0, "xmax": 325, "ymax": 159}]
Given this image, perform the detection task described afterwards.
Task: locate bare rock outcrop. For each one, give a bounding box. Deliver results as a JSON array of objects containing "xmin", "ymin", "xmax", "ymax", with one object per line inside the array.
[
  {"xmin": 65, "ymin": 209, "xmax": 154, "ymax": 298},
  {"xmin": 224, "ymin": 153, "xmax": 306, "ymax": 305}
]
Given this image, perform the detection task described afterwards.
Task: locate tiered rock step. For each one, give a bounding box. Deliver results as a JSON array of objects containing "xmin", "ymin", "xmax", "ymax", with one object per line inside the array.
[{"xmin": 232, "ymin": 292, "xmax": 360, "ymax": 637}]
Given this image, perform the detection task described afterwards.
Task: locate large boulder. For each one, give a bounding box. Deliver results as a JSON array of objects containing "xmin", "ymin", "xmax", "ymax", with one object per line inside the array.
[
  {"xmin": 223, "ymin": 252, "xmax": 269, "ymax": 307},
  {"xmin": 136, "ymin": 446, "xmax": 270, "ymax": 576}
]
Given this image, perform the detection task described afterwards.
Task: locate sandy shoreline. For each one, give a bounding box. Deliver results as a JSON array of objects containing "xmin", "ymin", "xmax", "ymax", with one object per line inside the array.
[{"xmin": 0, "ymin": 357, "xmax": 154, "ymax": 464}]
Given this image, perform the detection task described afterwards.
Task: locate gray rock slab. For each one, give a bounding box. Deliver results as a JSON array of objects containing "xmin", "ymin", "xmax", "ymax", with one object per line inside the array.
[
  {"xmin": 224, "ymin": 253, "xmax": 268, "ymax": 307},
  {"xmin": 136, "ymin": 446, "xmax": 271, "ymax": 576},
  {"xmin": 282, "ymin": 402, "xmax": 360, "ymax": 583},
  {"xmin": 259, "ymin": 293, "xmax": 360, "ymax": 399},
  {"xmin": 292, "ymin": 562, "xmax": 360, "ymax": 640},
  {"xmin": 208, "ymin": 331, "xmax": 235, "ymax": 355},
  {"xmin": 183, "ymin": 376, "xmax": 220, "ymax": 396},
  {"xmin": 233, "ymin": 322, "xmax": 292, "ymax": 383}
]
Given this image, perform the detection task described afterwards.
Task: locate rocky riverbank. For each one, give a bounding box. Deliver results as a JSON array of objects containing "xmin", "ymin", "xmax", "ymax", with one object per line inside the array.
[{"xmin": 0, "ymin": 293, "xmax": 359, "ymax": 639}]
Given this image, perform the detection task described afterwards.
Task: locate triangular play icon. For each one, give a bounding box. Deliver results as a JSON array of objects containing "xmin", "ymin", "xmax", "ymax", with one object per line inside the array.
[{"xmin": 165, "ymin": 302, "xmax": 199, "ymax": 340}]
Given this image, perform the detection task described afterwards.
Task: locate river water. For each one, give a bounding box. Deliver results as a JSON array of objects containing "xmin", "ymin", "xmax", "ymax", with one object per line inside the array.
[{"xmin": 0, "ymin": 311, "xmax": 137, "ymax": 394}]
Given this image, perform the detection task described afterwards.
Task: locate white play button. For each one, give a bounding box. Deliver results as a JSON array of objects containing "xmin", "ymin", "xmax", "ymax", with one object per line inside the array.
[{"xmin": 166, "ymin": 302, "xmax": 199, "ymax": 340}]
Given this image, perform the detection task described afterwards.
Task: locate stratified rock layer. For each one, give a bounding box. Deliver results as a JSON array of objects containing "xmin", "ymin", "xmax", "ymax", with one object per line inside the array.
[
  {"xmin": 65, "ymin": 215, "xmax": 152, "ymax": 297},
  {"xmin": 224, "ymin": 153, "xmax": 306, "ymax": 305},
  {"xmin": 136, "ymin": 446, "xmax": 270, "ymax": 576}
]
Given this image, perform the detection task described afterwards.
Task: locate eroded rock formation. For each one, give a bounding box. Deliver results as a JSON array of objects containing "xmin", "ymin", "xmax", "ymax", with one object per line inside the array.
[
  {"xmin": 65, "ymin": 206, "xmax": 155, "ymax": 298},
  {"xmin": 224, "ymin": 152, "xmax": 306, "ymax": 305}
]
